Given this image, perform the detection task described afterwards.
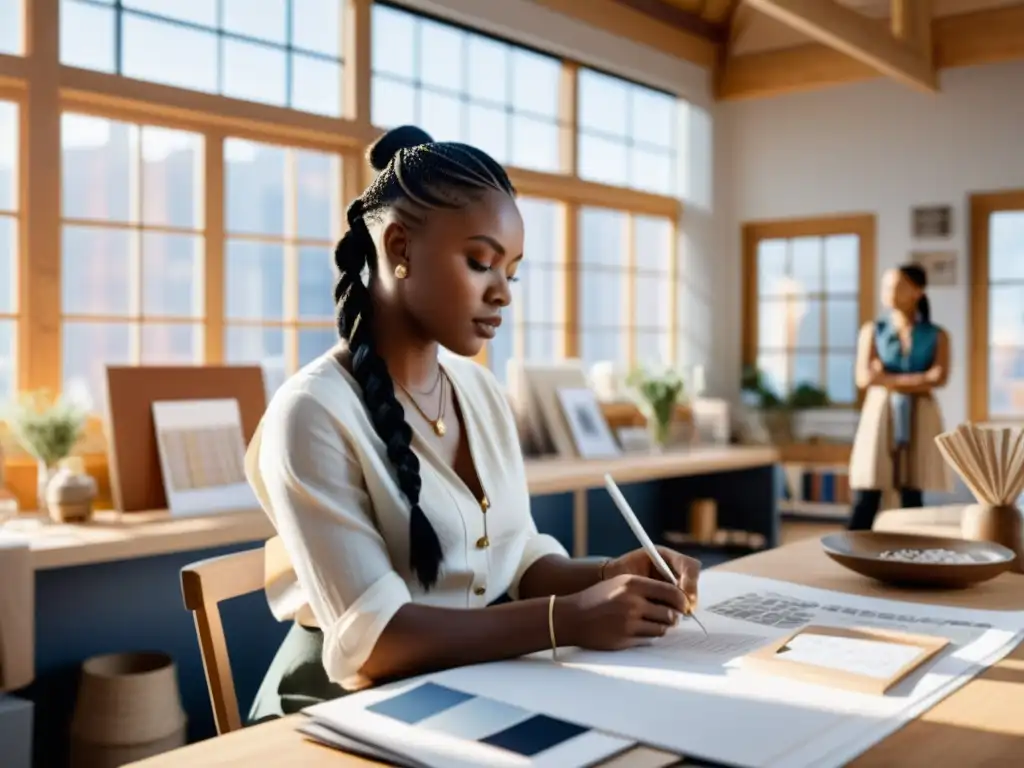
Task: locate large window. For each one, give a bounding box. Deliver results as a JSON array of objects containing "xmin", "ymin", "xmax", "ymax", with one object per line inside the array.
[
  {"xmin": 370, "ymin": 3, "xmax": 561, "ymax": 173},
  {"xmin": 488, "ymin": 197, "xmax": 565, "ymax": 382},
  {"xmin": 577, "ymin": 69, "xmax": 677, "ymax": 196},
  {"xmin": 578, "ymin": 207, "xmax": 675, "ymax": 370},
  {"xmin": 742, "ymin": 216, "xmax": 875, "ymax": 406},
  {"xmin": 60, "ymin": 0, "xmax": 344, "ymax": 117},
  {"xmin": 3, "ymin": 0, "xmax": 690, "ymax": 510},
  {"xmin": 60, "ymin": 113, "xmax": 205, "ymax": 408},
  {"xmin": 0, "ymin": 101, "xmax": 16, "ymax": 400},
  {"xmin": 0, "ymin": 0, "xmax": 21, "ymax": 55},
  {"xmin": 969, "ymin": 191, "xmax": 1024, "ymax": 421},
  {"xmin": 223, "ymin": 139, "xmax": 341, "ymax": 394}
]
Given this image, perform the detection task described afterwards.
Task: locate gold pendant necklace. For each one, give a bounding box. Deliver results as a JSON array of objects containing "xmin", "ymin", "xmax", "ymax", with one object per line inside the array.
[{"xmin": 397, "ymin": 370, "xmax": 448, "ymax": 436}]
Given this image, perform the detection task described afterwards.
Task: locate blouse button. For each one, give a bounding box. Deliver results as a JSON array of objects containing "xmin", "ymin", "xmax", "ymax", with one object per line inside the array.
[{"xmin": 473, "ymin": 585, "xmax": 486, "ymax": 596}]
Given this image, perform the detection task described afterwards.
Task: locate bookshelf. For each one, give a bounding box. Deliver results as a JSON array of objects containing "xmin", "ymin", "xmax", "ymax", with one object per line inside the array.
[{"xmin": 777, "ymin": 439, "xmax": 852, "ymax": 521}]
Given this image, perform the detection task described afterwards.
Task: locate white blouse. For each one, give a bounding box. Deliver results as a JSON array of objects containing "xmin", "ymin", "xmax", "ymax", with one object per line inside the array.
[{"xmin": 245, "ymin": 351, "xmax": 568, "ymax": 690}]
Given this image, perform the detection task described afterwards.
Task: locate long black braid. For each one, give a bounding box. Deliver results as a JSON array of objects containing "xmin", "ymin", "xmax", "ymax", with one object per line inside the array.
[{"xmin": 333, "ymin": 125, "xmax": 516, "ymax": 590}]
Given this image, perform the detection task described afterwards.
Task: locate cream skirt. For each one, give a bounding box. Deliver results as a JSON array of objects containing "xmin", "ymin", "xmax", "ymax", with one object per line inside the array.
[{"xmin": 849, "ymin": 386, "xmax": 953, "ymax": 493}]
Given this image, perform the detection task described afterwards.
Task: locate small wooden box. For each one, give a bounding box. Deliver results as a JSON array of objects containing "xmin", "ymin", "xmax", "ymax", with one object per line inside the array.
[{"xmin": 743, "ymin": 624, "xmax": 950, "ymax": 695}]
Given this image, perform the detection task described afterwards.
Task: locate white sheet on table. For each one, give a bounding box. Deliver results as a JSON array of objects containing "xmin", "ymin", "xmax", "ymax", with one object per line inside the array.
[{"xmin": 307, "ymin": 571, "xmax": 1024, "ymax": 768}]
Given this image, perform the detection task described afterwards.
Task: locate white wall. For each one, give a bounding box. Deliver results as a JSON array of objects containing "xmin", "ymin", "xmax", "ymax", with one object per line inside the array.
[{"xmin": 722, "ymin": 60, "xmax": 1024, "ymax": 426}]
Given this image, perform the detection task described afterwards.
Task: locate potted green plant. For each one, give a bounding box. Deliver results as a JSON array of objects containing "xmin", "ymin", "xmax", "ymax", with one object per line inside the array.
[
  {"xmin": 5, "ymin": 390, "xmax": 87, "ymax": 515},
  {"xmin": 740, "ymin": 366, "xmax": 831, "ymax": 444},
  {"xmin": 626, "ymin": 365, "xmax": 686, "ymax": 450}
]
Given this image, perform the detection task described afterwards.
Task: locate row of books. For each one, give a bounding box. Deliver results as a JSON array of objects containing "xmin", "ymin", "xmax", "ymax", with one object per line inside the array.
[{"xmin": 782, "ymin": 465, "xmax": 852, "ymax": 505}]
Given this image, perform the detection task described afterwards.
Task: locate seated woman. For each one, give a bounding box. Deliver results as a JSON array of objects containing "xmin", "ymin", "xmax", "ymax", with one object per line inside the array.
[{"xmin": 245, "ymin": 126, "xmax": 701, "ymax": 722}]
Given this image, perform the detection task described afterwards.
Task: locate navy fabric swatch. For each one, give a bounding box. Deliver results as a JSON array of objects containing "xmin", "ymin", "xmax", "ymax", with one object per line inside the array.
[
  {"xmin": 480, "ymin": 714, "xmax": 588, "ymax": 756},
  {"xmin": 367, "ymin": 682, "xmax": 473, "ymax": 724}
]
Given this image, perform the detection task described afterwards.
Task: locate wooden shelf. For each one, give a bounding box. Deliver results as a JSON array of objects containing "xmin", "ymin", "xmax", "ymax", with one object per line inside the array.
[
  {"xmin": 599, "ymin": 401, "xmax": 692, "ymax": 431},
  {"xmin": 777, "ymin": 442, "xmax": 852, "ymax": 465},
  {"xmin": 779, "ymin": 499, "xmax": 849, "ymax": 519},
  {"xmin": 7, "ymin": 445, "xmax": 779, "ymax": 571}
]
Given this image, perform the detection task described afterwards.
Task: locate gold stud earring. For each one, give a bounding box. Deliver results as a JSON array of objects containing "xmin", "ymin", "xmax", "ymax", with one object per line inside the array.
[{"xmin": 394, "ymin": 264, "xmax": 408, "ymax": 280}]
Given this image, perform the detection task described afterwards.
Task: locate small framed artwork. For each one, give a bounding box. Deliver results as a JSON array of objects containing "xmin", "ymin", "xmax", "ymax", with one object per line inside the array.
[
  {"xmin": 152, "ymin": 398, "xmax": 258, "ymax": 517},
  {"xmin": 911, "ymin": 205, "xmax": 952, "ymax": 238},
  {"xmin": 911, "ymin": 250, "xmax": 957, "ymax": 287},
  {"xmin": 556, "ymin": 387, "xmax": 621, "ymax": 459}
]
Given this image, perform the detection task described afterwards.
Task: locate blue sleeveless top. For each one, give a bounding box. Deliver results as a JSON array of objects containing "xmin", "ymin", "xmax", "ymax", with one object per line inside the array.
[{"xmin": 874, "ymin": 318, "xmax": 940, "ymax": 446}]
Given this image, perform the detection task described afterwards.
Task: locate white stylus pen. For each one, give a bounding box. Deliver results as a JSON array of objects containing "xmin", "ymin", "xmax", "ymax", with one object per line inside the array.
[{"xmin": 603, "ymin": 474, "xmax": 707, "ymax": 635}]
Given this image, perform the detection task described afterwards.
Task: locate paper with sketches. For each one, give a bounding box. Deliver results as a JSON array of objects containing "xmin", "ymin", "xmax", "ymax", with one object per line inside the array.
[
  {"xmin": 307, "ymin": 571, "xmax": 1024, "ymax": 768},
  {"xmin": 640, "ymin": 629, "xmax": 767, "ymax": 664},
  {"xmin": 776, "ymin": 634, "xmax": 924, "ymax": 680}
]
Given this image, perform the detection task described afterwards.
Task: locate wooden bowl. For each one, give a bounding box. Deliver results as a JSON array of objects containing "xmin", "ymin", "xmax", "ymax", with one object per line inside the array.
[{"xmin": 820, "ymin": 531, "xmax": 1016, "ymax": 588}]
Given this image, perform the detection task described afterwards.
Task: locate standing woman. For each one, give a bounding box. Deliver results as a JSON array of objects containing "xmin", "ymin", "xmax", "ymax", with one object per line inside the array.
[
  {"xmin": 244, "ymin": 126, "xmax": 701, "ymax": 722},
  {"xmin": 847, "ymin": 263, "xmax": 953, "ymax": 531}
]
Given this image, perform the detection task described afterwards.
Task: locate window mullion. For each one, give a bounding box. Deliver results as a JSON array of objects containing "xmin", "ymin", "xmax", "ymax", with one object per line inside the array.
[
  {"xmin": 344, "ymin": 0, "xmax": 372, "ymax": 126},
  {"xmin": 558, "ymin": 61, "xmax": 577, "ymax": 176},
  {"xmin": 624, "ymin": 213, "xmax": 636, "ymax": 369},
  {"xmin": 668, "ymin": 218, "xmax": 680, "ymax": 365},
  {"xmin": 203, "ymin": 131, "xmax": 225, "ymax": 364},
  {"xmin": 283, "ymin": 148, "xmax": 299, "ymax": 376}
]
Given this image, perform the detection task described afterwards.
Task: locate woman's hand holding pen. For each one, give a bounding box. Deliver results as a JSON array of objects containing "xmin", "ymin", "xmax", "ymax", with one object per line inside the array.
[
  {"xmin": 604, "ymin": 547, "xmax": 701, "ymax": 611},
  {"xmin": 555, "ymin": 549, "xmax": 701, "ymax": 651}
]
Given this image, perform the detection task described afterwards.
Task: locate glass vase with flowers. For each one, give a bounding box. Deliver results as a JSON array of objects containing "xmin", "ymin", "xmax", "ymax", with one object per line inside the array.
[{"xmin": 626, "ymin": 366, "xmax": 687, "ymax": 451}]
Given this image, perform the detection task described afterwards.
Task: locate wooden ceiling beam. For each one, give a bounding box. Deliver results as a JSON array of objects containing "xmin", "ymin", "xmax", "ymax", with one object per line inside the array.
[
  {"xmin": 719, "ymin": 4, "xmax": 1024, "ymax": 101},
  {"xmin": 529, "ymin": 0, "xmax": 719, "ymax": 68},
  {"xmin": 744, "ymin": 0, "xmax": 937, "ymax": 93},
  {"xmin": 891, "ymin": 0, "xmax": 932, "ymax": 65},
  {"xmin": 934, "ymin": 4, "xmax": 1024, "ymax": 68},
  {"xmin": 618, "ymin": 0, "xmax": 728, "ymax": 43},
  {"xmin": 728, "ymin": 1, "xmax": 754, "ymax": 52}
]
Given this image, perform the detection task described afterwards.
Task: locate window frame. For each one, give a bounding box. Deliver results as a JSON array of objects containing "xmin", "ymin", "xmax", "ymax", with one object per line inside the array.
[
  {"xmin": 741, "ymin": 214, "xmax": 876, "ymax": 408},
  {"xmin": 969, "ymin": 190, "xmax": 1024, "ymax": 423},
  {"xmin": 2, "ymin": 0, "xmax": 684, "ymax": 507},
  {"xmin": 0, "ymin": 91, "xmax": 21, "ymax": 400}
]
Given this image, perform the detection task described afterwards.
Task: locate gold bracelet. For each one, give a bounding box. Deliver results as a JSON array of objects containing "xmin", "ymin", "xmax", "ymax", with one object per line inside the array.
[
  {"xmin": 599, "ymin": 558, "xmax": 612, "ymax": 581},
  {"xmin": 548, "ymin": 594, "xmax": 558, "ymax": 661}
]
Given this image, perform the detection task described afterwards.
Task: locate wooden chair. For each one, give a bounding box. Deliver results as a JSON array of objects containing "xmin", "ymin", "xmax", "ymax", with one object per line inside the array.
[{"xmin": 181, "ymin": 546, "xmax": 267, "ymax": 735}]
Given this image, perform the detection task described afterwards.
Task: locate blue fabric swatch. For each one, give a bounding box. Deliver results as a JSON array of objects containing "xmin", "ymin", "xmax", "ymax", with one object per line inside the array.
[
  {"xmin": 366, "ymin": 682, "xmax": 473, "ymax": 724},
  {"xmin": 480, "ymin": 714, "xmax": 588, "ymax": 756}
]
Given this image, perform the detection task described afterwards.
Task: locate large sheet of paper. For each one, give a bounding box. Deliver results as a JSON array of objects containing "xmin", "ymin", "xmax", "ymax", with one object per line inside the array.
[{"xmin": 306, "ymin": 571, "xmax": 1024, "ymax": 767}]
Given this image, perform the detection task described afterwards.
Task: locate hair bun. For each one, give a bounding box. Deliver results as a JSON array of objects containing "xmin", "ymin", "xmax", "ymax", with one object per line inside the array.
[{"xmin": 367, "ymin": 125, "xmax": 434, "ymax": 171}]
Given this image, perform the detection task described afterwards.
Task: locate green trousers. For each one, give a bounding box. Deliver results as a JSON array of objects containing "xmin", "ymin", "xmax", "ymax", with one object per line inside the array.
[{"xmin": 248, "ymin": 622, "xmax": 346, "ymax": 725}]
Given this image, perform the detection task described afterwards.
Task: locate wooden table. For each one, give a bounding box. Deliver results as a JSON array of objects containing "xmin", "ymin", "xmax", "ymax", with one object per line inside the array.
[{"xmin": 128, "ymin": 535, "xmax": 1024, "ymax": 767}]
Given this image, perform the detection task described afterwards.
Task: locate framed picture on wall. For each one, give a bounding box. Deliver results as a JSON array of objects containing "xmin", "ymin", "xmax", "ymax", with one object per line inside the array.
[
  {"xmin": 556, "ymin": 387, "xmax": 621, "ymax": 459},
  {"xmin": 911, "ymin": 205, "xmax": 953, "ymax": 238},
  {"xmin": 911, "ymin": 250, "xmax": 957, "ymax": 287}
]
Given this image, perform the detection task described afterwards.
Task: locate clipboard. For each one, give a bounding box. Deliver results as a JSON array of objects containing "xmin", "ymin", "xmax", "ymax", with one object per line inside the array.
[{"xmin": 742, "ymin": 625, "xmax": 950, "ymax": 695}]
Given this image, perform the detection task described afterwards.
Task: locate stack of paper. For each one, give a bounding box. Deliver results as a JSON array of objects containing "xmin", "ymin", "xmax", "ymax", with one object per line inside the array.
[
  {"xmin": 303, "ymin": 571, "xmax": 1024, "ymax": 767},
  {"xmin": 302, "ymin": 680, "xmax": 687, "ymax": 767}
]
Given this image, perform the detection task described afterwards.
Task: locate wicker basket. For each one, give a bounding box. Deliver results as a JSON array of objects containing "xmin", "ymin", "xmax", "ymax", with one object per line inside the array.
[{"xmin": 70, "ymin": 652, "xmax": 187, "ymax": 768}]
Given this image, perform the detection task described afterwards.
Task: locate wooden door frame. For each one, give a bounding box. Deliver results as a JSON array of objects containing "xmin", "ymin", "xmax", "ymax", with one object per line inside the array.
[{"xmin": 969, "ymin": 190, "xmax": 1024, "ymax": 422}]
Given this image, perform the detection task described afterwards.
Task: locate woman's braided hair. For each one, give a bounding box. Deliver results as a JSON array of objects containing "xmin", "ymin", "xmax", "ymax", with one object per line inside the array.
[{"xmin": 334, "ymin": 125, "xmax": 515, "ymax": 590}]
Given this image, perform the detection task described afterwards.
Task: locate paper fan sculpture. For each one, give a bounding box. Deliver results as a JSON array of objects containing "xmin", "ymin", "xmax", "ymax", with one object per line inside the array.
[{"xmin": 935, "ymin": 423, "xmax": 1024, "ymax": 571}]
